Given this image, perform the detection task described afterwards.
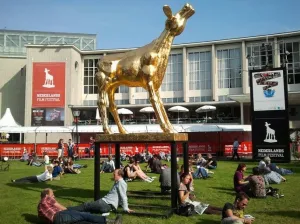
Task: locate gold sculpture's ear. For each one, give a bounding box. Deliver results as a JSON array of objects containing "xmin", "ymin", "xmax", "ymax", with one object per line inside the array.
[{"xmin": 163, "ymin": 5, "xmax": 173, "ymax": 19}]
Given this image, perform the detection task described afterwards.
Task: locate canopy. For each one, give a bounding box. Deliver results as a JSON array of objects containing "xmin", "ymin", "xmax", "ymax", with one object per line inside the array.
[
  {"xmin": 168, "ymin": 106, "xmax": 189, "ymax": 124},
  {"xmin": 96, "ymin": 108, "xmax": 100, "ymax": 120},
  {"xmin": 139, "ymin": 107, "xmax": 155, "ymax": 124},
  {"xmin": 196, "ymin": 105, "xmax": 216, "ymax": 113},
  {"xmin": 0, "ymin": 108, "xmax": 21, "ymax": 127},
  {"xmin": 117, "ymin": 108, "xmax": 133, "ymax": 115}
]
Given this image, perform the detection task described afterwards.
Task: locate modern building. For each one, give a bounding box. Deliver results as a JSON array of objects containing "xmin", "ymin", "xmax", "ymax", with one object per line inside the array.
[{"xmin": 1, "ymin": 29, "xmax": 300, "ymax": 143}]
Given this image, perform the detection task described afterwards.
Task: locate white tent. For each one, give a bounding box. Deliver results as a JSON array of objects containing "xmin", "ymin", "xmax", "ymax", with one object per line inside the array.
[{"xmin": 0, "ymin": 108, "xmax": 21, "ymax": 127}]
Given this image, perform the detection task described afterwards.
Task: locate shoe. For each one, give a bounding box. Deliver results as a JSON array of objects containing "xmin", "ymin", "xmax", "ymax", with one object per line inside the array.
[
  {"xmin": 114, "ymin": 215, "xmax": 122, "ymax": 224},
  {"xmin": 11, "ymin": 179, "xmax": 15, "ymax": 183}
]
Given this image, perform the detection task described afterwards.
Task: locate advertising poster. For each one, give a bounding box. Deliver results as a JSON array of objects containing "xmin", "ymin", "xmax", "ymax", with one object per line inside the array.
[
  {"xmin": 250, "ymin": 67, "xmax": 290, "ymax": 162},
  {"xmin": 32, "ymin": 109, "xmax": 45, "ymax": 126},
  {"xmin": 252, "ymin": 70, "xmax": 285, "ymax": 111},
  {"xmin": 32, "ymin": 62, "xmax": 65, "ymax": 108},
  {"xmin": 31, "ymin": 108, "xmax": 64, "ymax": 126}
]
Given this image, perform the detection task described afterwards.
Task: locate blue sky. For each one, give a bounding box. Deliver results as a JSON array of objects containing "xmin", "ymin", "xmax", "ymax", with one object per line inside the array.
[{"xmin": 1, "ymin": 0, "xmax": 300, "ymax": 49}]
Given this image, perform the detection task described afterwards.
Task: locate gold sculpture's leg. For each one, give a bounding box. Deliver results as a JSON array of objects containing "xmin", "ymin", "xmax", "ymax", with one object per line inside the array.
[
  {"xmin": 95, "ymin": 72, "xmax": 112, "ymax": 134},
  {"xmin": 147, "ymin": 81, "xmax": 173, "ymax": 133},
  {"xmin": 157, "ymin": 91, "xmax": 178, "ymax": 133},
  {"xmin": 107, "ymin": 87, "xmax": 128, "ymax": 134}
]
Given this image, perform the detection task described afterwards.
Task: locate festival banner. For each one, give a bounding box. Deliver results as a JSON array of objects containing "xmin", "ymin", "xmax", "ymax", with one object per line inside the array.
[
  {"xmin": 250, "ymin": 68, "xmax": 290, "ymax": 162},
  {"xmin": 32, "ymin": 62, "xmax": 65, "ymax": 108},
  {"xmin": 0, "ymin": 144, "xmax": 35, "ymax": 157}
]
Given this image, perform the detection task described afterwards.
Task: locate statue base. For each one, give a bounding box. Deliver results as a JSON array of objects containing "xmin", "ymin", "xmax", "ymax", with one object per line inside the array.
[
  {"xmin": 93, "ymin": 132, "xmax": 189, "ymax": 216},
  {"xmin": 95, "ymin": 132, "xmax": 188, "ymax": 143}
]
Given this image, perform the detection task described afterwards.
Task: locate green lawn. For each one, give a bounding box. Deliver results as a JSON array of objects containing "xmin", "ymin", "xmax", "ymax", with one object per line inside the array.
[{"xmin": 1, "ymin": 159, "xmax": 300, "ymax": 224}]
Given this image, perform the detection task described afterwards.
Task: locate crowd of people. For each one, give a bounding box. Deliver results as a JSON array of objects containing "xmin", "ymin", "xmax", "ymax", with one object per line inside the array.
[{"xmin": 12, "ymin": 141, "xmax": 296, "ymax": 224}]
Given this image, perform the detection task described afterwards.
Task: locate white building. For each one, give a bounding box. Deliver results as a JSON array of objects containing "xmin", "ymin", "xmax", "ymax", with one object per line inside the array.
[{"xmin": 1, "ymin": 29, "xmax": 300, "ymax": 143}]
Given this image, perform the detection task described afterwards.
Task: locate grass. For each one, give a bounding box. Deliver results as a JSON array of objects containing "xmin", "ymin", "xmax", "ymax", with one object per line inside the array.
[{"xmin": 1, "ymin": 159, "xmax": 300, "ymax": 224}]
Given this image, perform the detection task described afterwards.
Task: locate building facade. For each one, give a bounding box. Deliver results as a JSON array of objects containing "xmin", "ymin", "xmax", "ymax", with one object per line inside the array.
[{"xmin": 1, "ymin": 29, "xmax": 300, "ymax": 143}]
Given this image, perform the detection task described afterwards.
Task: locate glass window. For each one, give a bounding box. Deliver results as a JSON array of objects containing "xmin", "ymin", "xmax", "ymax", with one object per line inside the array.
[
  {"xmin": 83, "ymin": 59, "xmax": 98, "ymax": 94},
  {"xmin": 280, "ymin": 40, "xmax": 300, "ymax": 84},
  {"xmin": 247, "ymin": 42, "xmax": 274, "ymax": 70},
  {"xmin": 188, "ymin": 51, "xmax": 212, "ymax": 90},
  {"xmin": 162, "ymin": 54, "xmax": 183, "ymax": 91},
  {"xmin": 217, "ymin": 48, "xmax": 242, "ymax": 88}
]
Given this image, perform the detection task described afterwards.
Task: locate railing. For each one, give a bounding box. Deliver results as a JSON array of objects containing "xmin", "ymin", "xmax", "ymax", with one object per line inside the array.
[{"xmin": 73, "ymin": 117, "xmax": 241, "ymax": 125}]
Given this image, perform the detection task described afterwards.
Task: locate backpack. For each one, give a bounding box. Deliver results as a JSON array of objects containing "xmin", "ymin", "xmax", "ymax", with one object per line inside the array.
[{"xmin": 176, "ymin": 203, "xmax": 195, "ymax": 216}]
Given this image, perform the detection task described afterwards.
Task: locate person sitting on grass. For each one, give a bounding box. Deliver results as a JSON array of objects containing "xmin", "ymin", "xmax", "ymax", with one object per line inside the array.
[
  {"xmin": 68, "ymin": 169, "xmax": 134, "ymax": 215},
  {"xmin": 205, "ymin": 153, "xmax": 217, "ymax": 169},
  {"xmin": 12, "ymin": 166, "xmax": 53, "ymax": 183},
  {"xmin": 248, "ymin": 167, "xmax": 266, "ymax": 198},
  {"xmin": 234, "ymin": 163, "xmax": 250, "ymax": 194},
  {"xmin": 20, "ymin": 149, "xmax": 29, "ymax": 162},
  {"xmin": 221, "ymin": 192, "xmax": 254, "ymax": 224},
  {"xmin": 38, "ymin": 188, "xmax": 122, "ymax": 224},
  {"xmin": 64, "ymin": 157, "xmax": 82, "ymax": 174},
  {"xmin": 159, "ymin": 166, "xmax": 180, "ymax": 194},
  {"xmin": 100, "ymin": 155, "xmax": 115, "ymax": 173},
  {"xmin": 52, "ymin": 160, "xmax": 63, "ymax": 180},
  {"xmin": 127, "ymin": 157, "xmax": 154, "ymax": 183},
  {"xmin": 178, "ymin": 172, "xmax": 223, "ymax": 215},
  {"xmin": 27, "ymin": 151, "xmax": 42, "ymax": 167}
]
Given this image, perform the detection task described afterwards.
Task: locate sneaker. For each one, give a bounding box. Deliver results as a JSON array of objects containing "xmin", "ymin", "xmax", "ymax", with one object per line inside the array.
[{"xmin": 114, "ymin": 215, "xmax": 122, "ymax": 224}]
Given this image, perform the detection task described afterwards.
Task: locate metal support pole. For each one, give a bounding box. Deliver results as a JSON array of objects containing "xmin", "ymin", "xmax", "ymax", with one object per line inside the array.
[
  {"xmin": 183, "ymin": 142, "xmax": 189, "ymax": 173},
  {"xmin": 94, "ymin": 142, "xmax": 100, "ymax": 201},
  {"xmin": 171, "ymin": 141, "xmax": 178, "ymax": 209},
  {"xmin": 76, "ymin": 119, "xmax": 79, "ymax": 147},
  {"xmin": 115, "ymin": 143, "xmax": 120, "ymax": 169}
]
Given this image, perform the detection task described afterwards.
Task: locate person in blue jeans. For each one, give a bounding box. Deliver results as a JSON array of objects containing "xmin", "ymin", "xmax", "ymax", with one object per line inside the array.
[
  {"xmin": 38, "ymin": 188, "xmax": 122, "ymax": 224},
  {"xmin": 193, "ymin": 166, "xmax": 210, "ymax": 179},
  {"xmin": 68, "ymin": 169, "xmax": 134, "ymax": 214}
]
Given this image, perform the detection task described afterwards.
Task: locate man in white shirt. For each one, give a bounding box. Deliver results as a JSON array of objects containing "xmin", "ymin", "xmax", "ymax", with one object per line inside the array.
[
  {"xmin": 232, "ymin": 138, "xmax": 240, "ymax": 161},
  {"xmin": 12, "ymin": 166, "xmax": 53, "ymax": 183},
  {"xmin": 68, "ymin": 169, "xmax": 134, "ymax": 214}
]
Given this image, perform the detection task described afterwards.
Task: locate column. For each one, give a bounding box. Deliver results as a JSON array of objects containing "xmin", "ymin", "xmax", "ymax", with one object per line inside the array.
[
  {"xmin": 241, "ymin": 41, "xmax": 248, "ymax": 94},
  {"xmin": 211, "ymin": 44, "xmax": 217, "ymax": 101},
  {"xmin": 182, "ymin": 47, "xmax": 189, "ymax": 103},
  {"xmin": 240, "ymin": 102, "xmax": 244, "ymax": 125}
]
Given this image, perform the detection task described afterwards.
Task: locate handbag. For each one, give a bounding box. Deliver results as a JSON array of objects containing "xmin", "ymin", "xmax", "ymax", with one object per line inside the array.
[{"xmin": 176, "ymin": 203, "xmax": 195, "ymax": 216}]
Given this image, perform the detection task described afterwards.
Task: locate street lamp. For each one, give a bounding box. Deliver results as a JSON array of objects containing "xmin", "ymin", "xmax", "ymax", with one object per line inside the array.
[{"xmin": 73, "ymin": 110, "xmax": 81, "ymax": 149}]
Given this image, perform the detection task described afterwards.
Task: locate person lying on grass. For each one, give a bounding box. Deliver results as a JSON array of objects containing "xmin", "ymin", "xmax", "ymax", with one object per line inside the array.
[
  {"xmin": 38, "ymin": 188, "xmax": 122, "ymax": 224},
  {"xmin": 68, "ymin": 169, "xmax": 134, "ymax": 214},
  {"xmin": 11, "ymin": 165, "xmax": 53, "ymax": 183},
  {"xmin": 178, "ymin": 172, "xmax": 222, "ymax": 215},
  {"xmin": 221, "ymin": 192, "xmax": 254, "ymax": 224}
]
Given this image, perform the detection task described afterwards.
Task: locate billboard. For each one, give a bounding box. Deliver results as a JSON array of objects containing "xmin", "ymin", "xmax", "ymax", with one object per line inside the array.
[
  {"xmin": 32, "ymin": 108, "xmax": 65, "ymax": 126},
  {"xmin": 250, "ymin": 67, "xmax": 290, "ymax": 162},
  {"xmin": 32, "ymin": 62, "xmax": 65, "ymax": 108},
  {"xmin": 252, "ymin": 70, "xmax": 285, "ymax": 111}
]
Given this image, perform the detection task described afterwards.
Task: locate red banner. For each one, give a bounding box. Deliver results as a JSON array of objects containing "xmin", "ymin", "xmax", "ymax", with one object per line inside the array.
[
  {"xmin": 0, "ymin": 144, "xmax": 35, "ymax": 157},
  {"xmin": 224, "ymin": 141, "xmax": 252, "ymax": 156},
  {"xmin": 32, "ymin": 62, "xmax": 65, "ymax": 108}
]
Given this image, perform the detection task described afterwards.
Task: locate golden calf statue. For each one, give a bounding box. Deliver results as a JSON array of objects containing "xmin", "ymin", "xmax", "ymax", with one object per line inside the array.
[{"xmin": 95, "ymin": 4, "xmax": 195, "ymax": 134}]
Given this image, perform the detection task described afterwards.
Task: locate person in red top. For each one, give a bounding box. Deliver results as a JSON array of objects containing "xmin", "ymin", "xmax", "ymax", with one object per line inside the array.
[{"xmin": 38, "ymin": 188, "xmax": 122, "ymax": 224}]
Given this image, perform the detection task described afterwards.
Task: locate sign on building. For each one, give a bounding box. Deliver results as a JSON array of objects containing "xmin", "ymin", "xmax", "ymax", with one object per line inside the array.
[
  {"xmin": 31, "ymin": 62, "xmax": 65, "ymax": 126},
  {"xmin": 250, "ymin": 68, "xmax": 290, "ymax": 162}
]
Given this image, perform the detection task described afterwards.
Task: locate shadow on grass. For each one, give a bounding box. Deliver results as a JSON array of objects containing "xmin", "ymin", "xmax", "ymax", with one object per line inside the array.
[
  {"xmin": 7, "ymin": 183, "xmax": 109, "ymax": 204},
  {"xmin": 22, "ymin": 213, "xmax": 43, "ymax": 224},
  {"xmin": 256, "ymin": 210, "xmax": 300, "ymax": 220},
  {"xmin": 195, "ymin": 218, "xmax": 220, "ymax": 224}
]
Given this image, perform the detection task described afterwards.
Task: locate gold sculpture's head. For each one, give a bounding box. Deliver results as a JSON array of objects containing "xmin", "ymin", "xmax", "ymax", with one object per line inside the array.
[{"xmin": 163, "ymin": 3, "xmax": 195, "ymax": 36}]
